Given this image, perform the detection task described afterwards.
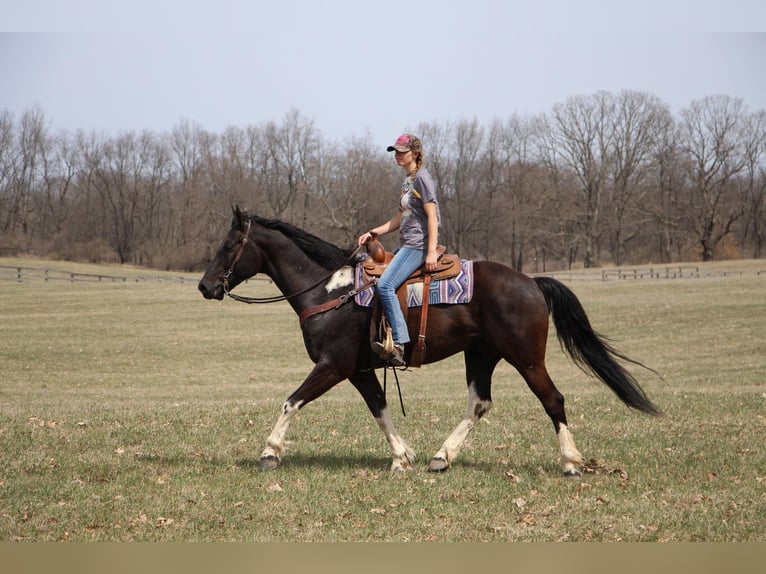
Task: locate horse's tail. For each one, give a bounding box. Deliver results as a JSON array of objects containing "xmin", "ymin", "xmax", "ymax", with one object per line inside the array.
[{"xmin": 534, "ymin": 276, "xmax": 661, "ymax": 416}]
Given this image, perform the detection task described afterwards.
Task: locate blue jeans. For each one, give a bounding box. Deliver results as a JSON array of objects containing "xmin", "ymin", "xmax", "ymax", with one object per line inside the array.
[{"xmin": 377, "ymin": 247, "xmax": 425, "ymax": 346}]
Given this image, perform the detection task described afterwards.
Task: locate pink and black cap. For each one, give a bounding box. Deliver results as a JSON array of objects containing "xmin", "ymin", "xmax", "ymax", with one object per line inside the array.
[{"xmin": 387, "ymin": 133, "xmax": 421, "ymax": 153}]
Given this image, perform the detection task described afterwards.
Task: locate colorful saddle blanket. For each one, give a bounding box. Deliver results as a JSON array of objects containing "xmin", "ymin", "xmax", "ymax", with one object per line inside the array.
[{"xmin": 354, "ymin": 259, "xmax": 474, "ymax": 308}]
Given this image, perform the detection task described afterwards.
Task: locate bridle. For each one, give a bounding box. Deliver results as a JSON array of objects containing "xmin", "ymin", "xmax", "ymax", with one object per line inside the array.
[
  {"xmin": 221, "ymin": 218, "xmax": 281, "ymax": 303},
  {"xmin": 221, "ymin": 217, "xmax": 370, "ymax": 306}
]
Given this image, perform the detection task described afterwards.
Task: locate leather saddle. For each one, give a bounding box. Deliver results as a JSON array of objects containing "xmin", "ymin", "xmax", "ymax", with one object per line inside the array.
[
  {"xmin": 361, "ymin": 241, "xmax": 461, "ymax": 285},
  {"xmin": 361, "ymin": 239, "xmax": 461, "ymax": 368}
]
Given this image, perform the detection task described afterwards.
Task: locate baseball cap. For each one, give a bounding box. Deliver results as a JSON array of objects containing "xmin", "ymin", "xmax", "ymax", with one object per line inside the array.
[{"xmin": 387, "ymin": 133, "xmax": 419, "ymax": 152}]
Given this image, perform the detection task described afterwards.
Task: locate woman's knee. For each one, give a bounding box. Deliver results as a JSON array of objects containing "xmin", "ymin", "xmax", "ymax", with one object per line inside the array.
[{"xmin": 377, "ymin": 278, "xmax": 395, "ymax": 295}]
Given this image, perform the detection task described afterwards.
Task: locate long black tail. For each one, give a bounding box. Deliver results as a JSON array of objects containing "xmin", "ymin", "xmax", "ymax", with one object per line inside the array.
[{"xmin": 534, "ymin": 276, "xmax": 661, "ymax": 416}]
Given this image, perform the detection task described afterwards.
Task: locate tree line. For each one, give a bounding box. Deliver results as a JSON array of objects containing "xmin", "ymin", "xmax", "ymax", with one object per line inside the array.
[{"xmin": 1, "ymin": 91, "xmax": 764, "ymax": 272}]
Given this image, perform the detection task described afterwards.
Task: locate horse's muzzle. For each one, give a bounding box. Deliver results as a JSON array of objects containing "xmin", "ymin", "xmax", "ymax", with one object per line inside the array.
[{"xmin": 198, "ymin": 280, "xmax": 224, "ymax": 300}]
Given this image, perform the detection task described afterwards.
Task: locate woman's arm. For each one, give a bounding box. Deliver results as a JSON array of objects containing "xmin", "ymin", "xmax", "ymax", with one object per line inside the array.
[
  {"xmin": 423, "ymin": 201, "xmax": 439, "ymax": 271},
  {"xmin": 357, "ymin": 211, "xmax": 403, "ymax": 246}
]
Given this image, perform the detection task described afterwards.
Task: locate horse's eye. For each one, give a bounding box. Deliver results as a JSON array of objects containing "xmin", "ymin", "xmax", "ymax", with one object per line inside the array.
[{"xmin": 223, "ymin": 241, "xmax": 235, "ymax": 252}]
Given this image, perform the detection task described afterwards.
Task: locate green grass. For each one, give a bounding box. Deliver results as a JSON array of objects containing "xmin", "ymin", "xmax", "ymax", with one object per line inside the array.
[{"xmin": 1, "ymin": 257, "xmax": 765, "ymax": 541}]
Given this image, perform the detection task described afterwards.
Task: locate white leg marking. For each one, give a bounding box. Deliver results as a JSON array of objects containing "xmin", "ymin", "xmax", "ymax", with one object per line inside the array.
[
  {"xmin": 325, "ymin": 266, "xmax": 354, "ymax": 293},
  {"xmin": 261, "ymin": 400, "xmax": 302, "ymax": 461},
  {"xmin": 432, "ymin": 384, "xmax": 492, "ymax": 468},
  {"xmin": 557, "ymin": 423, "xmax": 584, "ymax": 474},
  {"xmin": 375, "ymin": 406, "xmax": 416, "ymax": 471}
]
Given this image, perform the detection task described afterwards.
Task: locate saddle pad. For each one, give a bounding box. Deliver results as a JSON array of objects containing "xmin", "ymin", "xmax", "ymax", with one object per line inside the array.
[{"xmin": 354, "ymin": 259, "xmax": 474, "ymax": 308}]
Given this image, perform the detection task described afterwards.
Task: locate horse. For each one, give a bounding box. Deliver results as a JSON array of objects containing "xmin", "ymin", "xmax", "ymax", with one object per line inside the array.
[{"xmin": 198, "ymin": 207, "xmax": 660, "ymax": 476}]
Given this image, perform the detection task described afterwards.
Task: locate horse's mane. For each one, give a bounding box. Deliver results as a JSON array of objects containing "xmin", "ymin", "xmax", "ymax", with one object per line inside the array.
[{"xmin": 246, "ymin": 213, "xmax": 355, "ymax": 271}]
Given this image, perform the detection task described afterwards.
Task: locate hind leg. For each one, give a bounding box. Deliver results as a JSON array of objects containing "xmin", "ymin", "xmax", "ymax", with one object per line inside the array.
[
  {"xmin": 518, "ymin": 365, "xmax": 584, "ymax": 476},
  {"xmin": 429, "ymin": 344, "xmax": 497, "ymax": 472}
]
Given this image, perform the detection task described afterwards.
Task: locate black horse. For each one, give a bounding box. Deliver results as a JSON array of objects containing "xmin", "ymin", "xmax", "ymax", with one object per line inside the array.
[{"xmin": 198, "ymin": 207, "xmax": 659, "ymax": 476}]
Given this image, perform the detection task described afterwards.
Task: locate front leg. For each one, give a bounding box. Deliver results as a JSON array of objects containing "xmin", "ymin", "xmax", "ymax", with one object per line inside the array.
[
  {"xmin": 349, "ymin": 371, "xmax": 415, "ymax": 471},
  {"xmin": 259, "ymin": 362, "xmax": 344, "ymax": 470},
  {"xmin": 376, "ymin": 406, "xmax": 416, "ymax": 471},
  {"xmin": 260, "ymin": 400, "xmax": 300, "ymax": 470}
]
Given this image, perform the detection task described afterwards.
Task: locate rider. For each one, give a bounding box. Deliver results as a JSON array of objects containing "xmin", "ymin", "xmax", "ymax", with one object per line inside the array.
[{"xmin": 357, "ymin": 134, "xmax": 441, "ymax": 366}]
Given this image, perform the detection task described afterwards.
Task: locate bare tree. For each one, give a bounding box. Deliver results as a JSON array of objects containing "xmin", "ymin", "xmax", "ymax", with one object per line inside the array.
[
  {"xmin": 317, "ymin": 136, "xmax": 394, "ymax": 246},
  {"xmin": 649, "ymin": 119, "xmax": 690, "ymax": 262},
  {"xmin": 213, "ymin": 126, "xmax": 249, "ymax": 206},
  {"xmin": 0, "ymin": 110, "xmax": 20, "ymax": 236},
  {"xmin": 483, "ymin": 119, "xmax": 507, "ymax": 262},
  {"xmin": 167, "ymin": 120, "xmax": 223, "ymax": 268},
  {"xmin": 0, "ymin": 107, "xmax": 50, "ymax": 237},
  {"xmin": 739, "ymin": 110, "xmax": 766, "ymax": 258},
  {"xmin": 417, "ymin": 120, "xmax": 453, "ymax": 243},
  {"xmin": 546, "ymin": 92, "xmax": 615, "ymax": 267},
  {"xmin": 135, "ymin": 131, "xmax": 173, "ymax": 265},
  {"xmin": 170, "ymin": 120, "xmax": 214, "ymax": 236},
  {"xmin": 677, "ymin": 95, "xmax": 747, "ymax": 261},
  {"xmin": 419, "ymin": 119, "xmax": 485, "ymax": 257},
  {"xmin": 606, "ymin": 91, "xmax": 673, "ymax": 265},
  {"xmin": 484, "ymin": 115, "xmax": 543, "ymax": 268},
  {"xmin": 263, "ymin": 109, "xmax": 319, "ymax": 220},
  {"xmin": 37, "ymin": 130, "xmax": 77, "ymax": 238},
  {"xmin": 79, "ymin": 131, "xmax": 159, "ymax": 263}
]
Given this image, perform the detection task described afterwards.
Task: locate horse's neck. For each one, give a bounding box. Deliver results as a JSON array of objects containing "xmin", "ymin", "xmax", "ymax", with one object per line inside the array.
[{"xmin": 258, "ymin": 230, "xmax": 327, "ymax": 300}]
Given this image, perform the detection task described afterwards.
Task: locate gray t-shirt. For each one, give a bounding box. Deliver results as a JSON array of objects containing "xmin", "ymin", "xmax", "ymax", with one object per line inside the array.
[{"xmin": 398, "ymin": 167, "xmax": 441, "ymax": 249}]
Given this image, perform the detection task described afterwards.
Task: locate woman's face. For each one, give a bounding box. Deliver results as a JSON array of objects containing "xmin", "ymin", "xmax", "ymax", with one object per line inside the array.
[{"xmin": 394, "ymin": 149, "xmax": 417, "ymax": 170}]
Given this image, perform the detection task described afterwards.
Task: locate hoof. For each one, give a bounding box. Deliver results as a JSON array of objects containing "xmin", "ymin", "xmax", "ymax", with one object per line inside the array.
[
  {"xmin": 260, "ymin": 454, "xmax": 280, "ymax": 471},
  {"xmin": 427, "ymin": 456, "xmax": 449, "ymax": 473},
  {"xmin": 563, "ymin": 468, "xmax": 582, "ymax": 478}
]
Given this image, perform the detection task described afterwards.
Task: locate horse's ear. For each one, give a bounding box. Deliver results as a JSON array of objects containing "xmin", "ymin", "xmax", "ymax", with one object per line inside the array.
[{"xmin": 232, "ymin": 205, "xmax": 245, "ymax": 230}]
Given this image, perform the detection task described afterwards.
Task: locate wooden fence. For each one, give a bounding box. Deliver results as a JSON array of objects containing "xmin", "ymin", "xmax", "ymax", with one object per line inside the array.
[
  {"xmin": 0, "ymin": 264, "xmax": 279, "ymax": 286},
  {"xmin": 2, "ymin": 263, "xmax": 763, "ymax": 286},
  {"xmin": 535, "ymin": 265, "xmax": 766, "ymax": 281},
  {"xmin": 0, "ymin": 264, "xmax": 197, "ymax": 284}
]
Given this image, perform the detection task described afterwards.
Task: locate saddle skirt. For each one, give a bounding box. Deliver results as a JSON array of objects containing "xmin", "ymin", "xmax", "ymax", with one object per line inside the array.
[{"xmin": 354, "ymin": 251, "xmax": 474, "ymax": 308}]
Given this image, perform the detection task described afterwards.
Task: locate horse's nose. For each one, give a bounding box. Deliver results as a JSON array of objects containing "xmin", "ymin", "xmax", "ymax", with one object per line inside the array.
[{"xmin": 198, "ymin": 279, "xmax": 224, "ymax": 300}]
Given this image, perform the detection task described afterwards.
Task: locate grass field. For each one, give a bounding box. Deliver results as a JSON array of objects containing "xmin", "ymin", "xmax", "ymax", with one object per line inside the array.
[{"xmin": 1, "ymin": 257, "xmax": 764, "ymax": 541}]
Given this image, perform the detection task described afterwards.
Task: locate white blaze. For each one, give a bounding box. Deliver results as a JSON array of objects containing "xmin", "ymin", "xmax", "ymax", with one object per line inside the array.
[{"xmin": 325, "ymin": 267, "xmax": 354, "ymax": 293}]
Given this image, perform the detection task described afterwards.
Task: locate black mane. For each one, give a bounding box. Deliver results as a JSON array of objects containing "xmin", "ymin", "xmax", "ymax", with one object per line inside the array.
[{"xmin": 247, "ymin": 214, "xmax": 355, "ymax": 271}]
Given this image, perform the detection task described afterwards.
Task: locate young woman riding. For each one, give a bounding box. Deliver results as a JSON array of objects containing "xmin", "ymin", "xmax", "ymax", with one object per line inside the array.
[{"xmin": 357, "ymin": 133, "xmax": 441, "ymax": 367}]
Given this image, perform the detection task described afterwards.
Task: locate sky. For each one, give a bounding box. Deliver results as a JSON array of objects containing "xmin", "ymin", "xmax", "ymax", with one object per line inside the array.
[{"xmin": 1, "ymin": 0, "xmax": 765, "ymax": 149}]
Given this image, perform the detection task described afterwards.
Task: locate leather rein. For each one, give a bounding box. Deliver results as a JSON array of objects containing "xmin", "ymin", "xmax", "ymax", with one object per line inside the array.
[{"xmin": 221, "ymin": 219, "xmax": 375, "ymax": 318}]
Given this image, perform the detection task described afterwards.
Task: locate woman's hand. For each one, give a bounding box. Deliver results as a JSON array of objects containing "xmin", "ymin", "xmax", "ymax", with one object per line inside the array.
[
  {"xmin": 357, "ymin": 231, "xmax": 374, "ymax": 246},
  {"xmin": 424, "ymin": 250, "xmax": 438, "ymax": 271}
]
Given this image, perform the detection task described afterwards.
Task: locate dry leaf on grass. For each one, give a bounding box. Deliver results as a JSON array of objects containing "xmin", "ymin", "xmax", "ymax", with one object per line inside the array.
[{"xmin": 504, "ymin": 470, "xmax": 521, "ymax": 483}]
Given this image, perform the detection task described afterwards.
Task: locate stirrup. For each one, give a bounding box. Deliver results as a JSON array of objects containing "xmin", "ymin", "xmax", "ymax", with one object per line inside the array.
[
  {"xmin": 372, "ymin": 327, "xmax": 405, "ymax": 367},
  {"xmin": 372, "ymin": 342, "xmax": 405, "ymax": 367},
  {"xmin": 372, "ymin": 326, "xmax": 395, "ymax": 357}
]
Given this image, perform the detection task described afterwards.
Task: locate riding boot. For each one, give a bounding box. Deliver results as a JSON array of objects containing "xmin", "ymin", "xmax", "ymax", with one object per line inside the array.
[{"xmin": 371, "ymin": 342, "xmax": 406, "ymax": 367}]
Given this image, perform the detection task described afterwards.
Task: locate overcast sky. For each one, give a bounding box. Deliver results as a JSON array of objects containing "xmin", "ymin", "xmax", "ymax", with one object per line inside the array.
[{"xmin": 2, "ymin": 1, "xmax": 765, "ymax": 148}]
